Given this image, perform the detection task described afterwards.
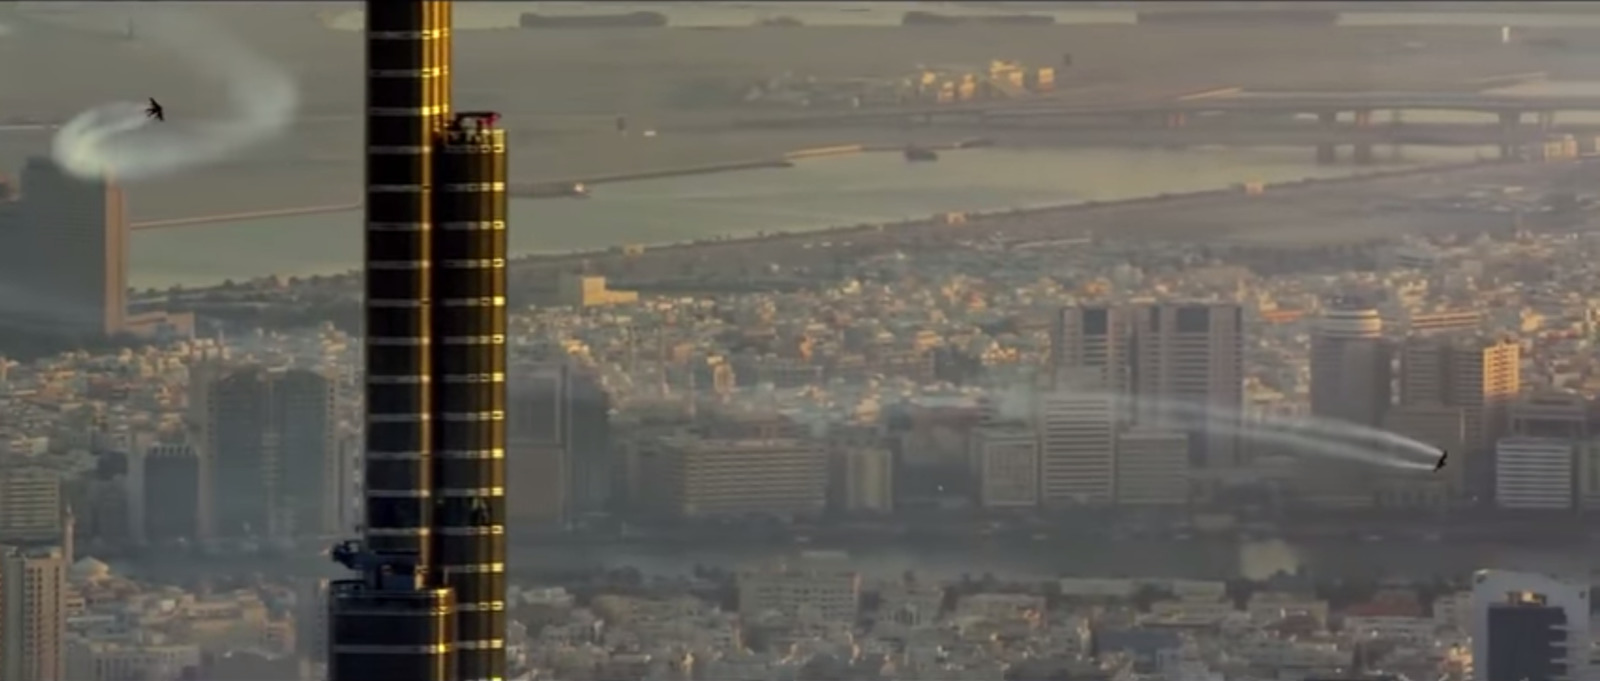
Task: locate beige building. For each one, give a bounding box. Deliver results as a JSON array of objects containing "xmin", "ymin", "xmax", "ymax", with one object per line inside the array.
[
  {"xmin": 555, "ymin": 274, "xmax": 638, "ymax": 308},
  {"xmin": 1114, "ymin": 428, "xmax": 1190, "ymax": 506},
  {"xmin": 662, "ymin": 437, "xmax": 826, "ymax": 518},
  {"xmin": 971, "ymin": 425, "xmax": 1039, "ymax": 508},
  {"xmin": 1, "ymin": 545, "xmax": 67, "ymax": 681}
]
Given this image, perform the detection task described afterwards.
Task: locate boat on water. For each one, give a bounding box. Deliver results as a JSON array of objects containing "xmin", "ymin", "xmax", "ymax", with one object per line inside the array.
[{"xmin": 904, "ymin": 147, "xmax": 940, "ymax": 162}]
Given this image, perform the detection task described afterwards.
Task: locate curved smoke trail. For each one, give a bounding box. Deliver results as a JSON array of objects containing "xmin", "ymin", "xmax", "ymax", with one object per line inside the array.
[
  {"xmin": 50, "ymin": 11, "xmax": 298, "ymax": 181},
  {"xmin": 997, "ymin": 387, "xmax": 1440, "ymax": 470}
]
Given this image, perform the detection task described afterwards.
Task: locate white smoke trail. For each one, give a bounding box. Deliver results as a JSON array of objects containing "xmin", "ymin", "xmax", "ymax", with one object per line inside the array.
[
  {"xmin": 999, "ymin": 386, "xmax": 1439, "ymax": 471},
  {"xmin": 50, "ymin": 11, "xmax": 298, "ymax": 181}
]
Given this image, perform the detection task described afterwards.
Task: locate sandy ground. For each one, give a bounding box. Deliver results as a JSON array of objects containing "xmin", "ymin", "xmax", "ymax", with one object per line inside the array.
[{"xmin": 2, "ymin": 2, "xmax": 1598, "ymax": 218}]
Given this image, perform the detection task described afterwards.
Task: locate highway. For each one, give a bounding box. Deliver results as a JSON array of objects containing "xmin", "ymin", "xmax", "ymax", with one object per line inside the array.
[
  {"xmin": 129, "ymin": 202, "xmax": 360, "ymax": 231},
  {"xmin": 730, "ymin": 91, "xmax": 1600, "ymax": 128},
  {"xmin": 872, "ymin": 121, "xmax": 1600, "ymax": 149}
]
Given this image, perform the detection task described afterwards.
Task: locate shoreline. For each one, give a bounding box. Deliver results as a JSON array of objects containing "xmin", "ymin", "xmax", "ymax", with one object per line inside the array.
[{"xmin": 144, "ymin": 155, "xmax": 1507, "ymax": 299}]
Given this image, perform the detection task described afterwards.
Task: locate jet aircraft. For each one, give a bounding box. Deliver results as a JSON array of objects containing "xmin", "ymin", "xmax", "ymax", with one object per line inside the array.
[
  {"xmin": 1433, "ymin": 450, "xmax": 1448, "ymax": 472},
  {"xmin": 145, "ymin": 98, "xmax": 164, "ymax": 122}
]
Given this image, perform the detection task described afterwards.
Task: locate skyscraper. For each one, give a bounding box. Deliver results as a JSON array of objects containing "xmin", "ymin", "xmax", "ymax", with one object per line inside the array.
[
  {"xmin": 1050, "ymin": 305, "xmax": 1132, "ymax": 395},
  {"xmin": 0, "ymin": 545, "xmax": 67, "ymax": 681},
  {"xmin": 331, "ymin": 2, "xmax": 508, "ymax": 680},
  {"xmin": 1398, "ymin": 334, "xmax": 1520, "ymax": 493},
  {"xmin": 0, "ymin": 158, "xmax": 127, "ymax": 339},
  {"xmin": 130, "ymin": 443, "xmax": 203, "ymax": 545},
  {"xmin": 1309, "ymin": 299, "xmax": 1391, "ymax": 428},
  {"xmin": 1471, "ymin": 570, "xmax": 1588, "ymax": 681},
  {"xmin": 508, "ymin": 363, "xmax": 612, "ymax": 525},
  {"xmin": 202, "ymin": 366, "xmax": 337, "ymax": 538},
  {"xmin": 1303, "ymin": 299, "xmax": 1393, "ymax": 506},
  {"xmin": 1035, "ymin": 384, "xmax": 1117, "ymax": 505},
  {"xmin": 1132, "ymin": 303, "xmax": 1246, "ymax": 468}
]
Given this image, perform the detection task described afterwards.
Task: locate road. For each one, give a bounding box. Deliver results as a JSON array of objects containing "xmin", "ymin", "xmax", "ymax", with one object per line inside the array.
[
  {"xmin": 730, "ymin": 91, "xmax": 1600, "ymax": 128},
  {"xmin": 800, "ymin": 121, "xmax": 1600, "ymax": 149}
]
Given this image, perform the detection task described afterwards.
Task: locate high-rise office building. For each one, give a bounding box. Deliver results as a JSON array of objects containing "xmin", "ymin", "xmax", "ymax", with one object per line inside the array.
[
  {"xmin": 1132, "ymin": 303, "xmax": 1246, "ymax": 468},
  {"xmin": 332, "ymin": 2, "xmax": 508, "ymax": 680},
  {"xmin": 1493, "ymin": 438, "xmax": 1573, "ymax": 511},
  {"xmin": 1302, "ymin": 300, "xmax": 1393, "ymax": 506},
  {"xmin": 201, "ymin": 366, "xmax": 337, "ymax": 538},
  {"xmin": 0, "ymin": 545, "xmax": 67, "ymax": 681},
  {"xmin": 1471, "ymin": 570, "xmax": 1588, "ymax": 681},
  {"xmin": 1035, "ymin": 387, "xmax": 1117, "ymax": 505},
  {"xmin": 660, "ymin": 436, "xmax": 828, "ymax": 518},
  {"xmin": 1050, "ymin": 305, "xmax": 1132, "ymax": 395},
  {"xmin": 0, "ymin": 158, "xmax": 127, "ymax": 338},
  {"xmin": 508, "ymin": 363, "xmax": 612, "ymax": 525},
  {"xmin": 1399, "ymin": 334, "xmax": 1519, "ymax": 493},
  {"xmin": 130, "ymin": 443, "xmax": 204, "ymax": 545},
  {"xmin": 1309, "ymin": 300, "xmax": 1391, "ymax": 427}
]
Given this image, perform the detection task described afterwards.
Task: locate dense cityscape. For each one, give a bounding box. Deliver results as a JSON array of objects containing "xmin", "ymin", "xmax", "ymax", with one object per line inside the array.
[{"xmin": 10, "ymin": 1, "xmax": 1600, "ymax": 681}]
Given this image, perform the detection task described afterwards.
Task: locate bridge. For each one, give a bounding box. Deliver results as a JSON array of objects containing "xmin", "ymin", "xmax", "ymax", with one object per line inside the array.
[
  {"xmin": 970, "ymin": 121, "xmax": 1600, "ymax": 149},
  {"xmin": 733, "ymin": 91, "xmax": 1600, "ymax": 128}
]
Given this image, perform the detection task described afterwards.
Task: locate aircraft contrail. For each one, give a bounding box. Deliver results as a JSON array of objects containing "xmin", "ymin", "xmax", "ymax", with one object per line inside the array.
[
  {"xmin": 50, "ymin": 11, "xmax": 298, "ymax": 181},
  {"xmin": 996, "ymin": 387, "xmax": 1439, "ymax": 471}
]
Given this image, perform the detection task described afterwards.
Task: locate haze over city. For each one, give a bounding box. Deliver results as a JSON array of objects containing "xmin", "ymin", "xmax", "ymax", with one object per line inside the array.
[{"xmin": 6, "ymin": 2, "xmax": 1600, "ymax": 680}]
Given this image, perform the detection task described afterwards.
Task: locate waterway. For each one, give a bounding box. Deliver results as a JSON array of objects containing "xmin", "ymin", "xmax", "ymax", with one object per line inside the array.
[
  {"xmin": 128, "ymin": 145, "xmax": 1487, "ymax": 290},
  {"xmin": 317, "ymin": 4, "xmax": 1600, "ymax": 31}
]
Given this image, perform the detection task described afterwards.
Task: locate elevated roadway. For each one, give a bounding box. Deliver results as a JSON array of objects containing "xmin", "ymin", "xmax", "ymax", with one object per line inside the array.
[
  {"xmin": 901, "ymin": 121, "xmax": 1600, "ymax": 148},
  {"xmin": 733, "ymin": 92, "xmax": 1600, "ymax": 128}
]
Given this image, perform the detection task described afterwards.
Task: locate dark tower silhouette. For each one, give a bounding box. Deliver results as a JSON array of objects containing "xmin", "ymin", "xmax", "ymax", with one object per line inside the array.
[
  {"xmin": 361, "ymin": 0, "xmax": 451, "ymax": 563},
  {"xmin": 429, "ymin": 110, "xmax": 509, "ymax": 681},
  {"xmin": 333, "ymin": 3, "xmax": 508, "ymax": 680}
]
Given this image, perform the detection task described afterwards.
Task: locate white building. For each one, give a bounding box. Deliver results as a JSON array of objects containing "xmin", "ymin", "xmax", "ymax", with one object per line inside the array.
[
  {"xmin": 1470, "ymin": 570, "xmax": 1589, "ymax": 681},
  {"xmin": 1114, "ymin": 428, "xmax": 1190, "ymax": 506},
  {"xmin": 971, "ymin": 426, "xmax": 1038, "ymax": 508},
  {"xmin": 1494, "ymin": 437, "xmax": 1573, "ymax": 510}
]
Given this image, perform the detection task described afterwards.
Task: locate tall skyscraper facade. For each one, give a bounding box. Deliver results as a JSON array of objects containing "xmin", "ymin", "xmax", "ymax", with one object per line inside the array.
[
  {"xmin": 508, "ymin": 363, "xmax": 612, "ymax": 525},
  {"xmin": 1309, "ymin": 300, "xmax": 1391, "ymax": 428},
  {"xmin": 0, "ymin": 158, "xmax": 127, "ymax": 338},
  {"xmin": 202, "ymin": 366, "xmax": 337, "ymax": 538},
  {"xmin": 0, "ymin": 545, "xmax": 67, "ymax": 681},
  {"xmin": 1048, "ymin": 302, "xmax": 1245, "ymax": 470},
  {"xmin": 130, "ymin": 443, "xmax": 203, "ymax": 545},
  {"xmin": 1399, "ymin": 334, "xmax": 1519, "ymax": 493},
  {"xmin": 1050, "ymin": 305, "xmax": 1132, "ymax": 395},
  {"xmin": 1132, "ymin": 303, "xmax": 1245, "ymax": 468},
  {"xmin": 331, "ymin": 2, "xmax": 508, "ymax": 680},
  {"xmin": 1471, "ymin": 570, "xmax": 1588, "ymax": 681}
]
